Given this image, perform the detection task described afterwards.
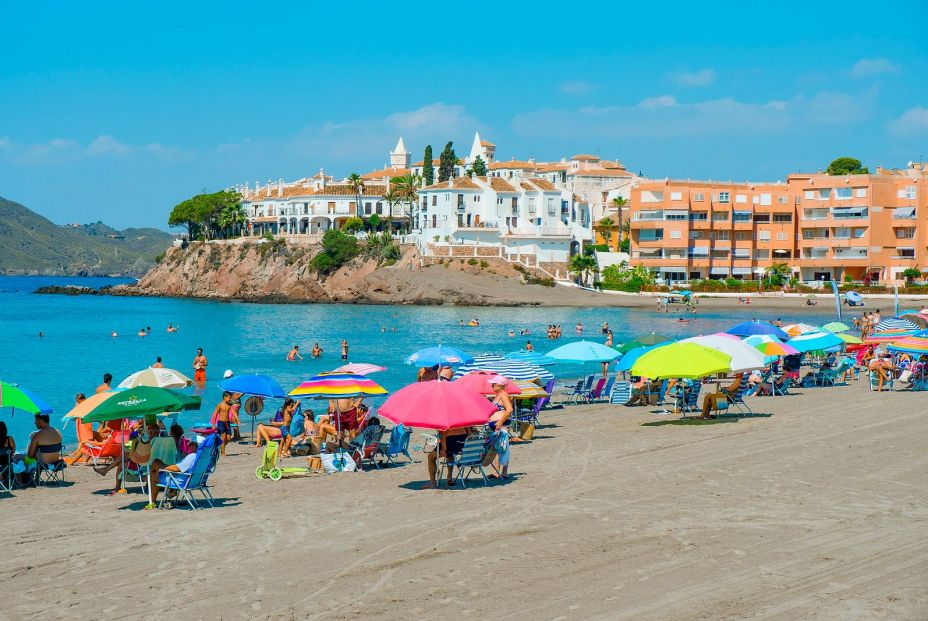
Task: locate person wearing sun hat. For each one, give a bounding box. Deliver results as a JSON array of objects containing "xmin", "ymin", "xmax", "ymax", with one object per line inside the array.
[{"xmin": 487, "ymin": 375, "xmax": 516, "ymax": 479}]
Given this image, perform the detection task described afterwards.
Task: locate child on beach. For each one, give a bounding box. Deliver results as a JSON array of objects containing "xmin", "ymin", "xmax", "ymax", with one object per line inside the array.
[{"xmin": 213, "ymin": 391, "xmax": 233, "ymax": 456}]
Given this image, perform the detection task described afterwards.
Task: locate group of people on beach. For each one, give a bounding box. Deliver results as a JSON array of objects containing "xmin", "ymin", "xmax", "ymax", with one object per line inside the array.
[{"xmin": 853, "ymin": 310, "xmax": 883, "ymax": 339}]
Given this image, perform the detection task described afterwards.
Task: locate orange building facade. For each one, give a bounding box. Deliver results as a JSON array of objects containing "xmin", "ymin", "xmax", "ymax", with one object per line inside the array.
[{"xmin": 628, "ymin": 163, "xmax": 928, "ymax": 284}]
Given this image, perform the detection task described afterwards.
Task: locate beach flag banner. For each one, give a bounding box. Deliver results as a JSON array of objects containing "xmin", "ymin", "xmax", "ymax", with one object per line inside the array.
[{"xmin": 289, "ymin": 373, "xmax": 387, "ymax": 399}]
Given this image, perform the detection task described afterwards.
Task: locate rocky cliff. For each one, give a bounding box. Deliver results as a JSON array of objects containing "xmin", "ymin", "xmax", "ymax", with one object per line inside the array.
[{"xmin": 114, "ymin": 239, "xmax": 600, "ymax": 306}]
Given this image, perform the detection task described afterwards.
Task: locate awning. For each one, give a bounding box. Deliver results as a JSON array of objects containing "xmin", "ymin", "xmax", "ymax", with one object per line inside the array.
[
  {"xmin": 893, "ymin": 207, "xmax": 916, "ymax": 218},
  {"xmin": 731, "ymin": 267, "xmax": 753, "ymax": 275},
  {"xmin": 664, "ymin": 210, "xmax": 689, "ymax": 217},
  {"xmin": 830, "ymin": 207, "xmax": 867, "ymax": 217},
  {"xmin": 733, "ymin": 210, "xmax": 753, "ymax": 216},
  {"xmin": 659, "ymin": 266, "xmax": 686, "ymax": 272},
  {"xmin": 732, "ymin": 249, "xmax": 751, "ymax": 258},
  {"xmin": 689, "ymin": 246, "xmax": 709, "ymax": 256},
  {"xmin": 710, "ymin": 267, "xmax": 730, "ymax": 275}
]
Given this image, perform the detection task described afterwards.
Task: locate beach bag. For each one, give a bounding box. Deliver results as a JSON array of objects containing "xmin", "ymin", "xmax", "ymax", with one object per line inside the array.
[
  {"xmin": 518, "ymin": 422, "xmax": 535, "ymax": 441},
  {"xmin": 899, "ymin": 370, "xmax": 912, "ymax": 383},
  {"xmin": 320, "ymin": 451, "xmax": 356, "ymax": 473},
  {"xmin": 422, "ymin": 435, "xmax": 438, "ymax": 454}
]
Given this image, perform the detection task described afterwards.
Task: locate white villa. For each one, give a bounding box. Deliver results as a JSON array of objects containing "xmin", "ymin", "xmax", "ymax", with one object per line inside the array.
[{"xmin": 237, "ymin": 133, "xmax": 638, "ymax": 267}]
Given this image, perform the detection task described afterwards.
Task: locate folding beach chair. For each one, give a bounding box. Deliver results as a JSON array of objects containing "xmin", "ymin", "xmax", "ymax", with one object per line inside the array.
[
  {"xmin": 868, "ymin": 371, "xmax": 893, "ymax": 392},
  {"xmin": 0, "ymin": 448, "xmax": 13, "ymax": 492},
  {"xmin": 451, "ymin": 434, "xmax": 491, "ymax": 488},
  {"xmin": 730, "ymin": 382, "xmax": 753, "ymax": 415},
  {"xmin": 541, "ymin": 379, "xmax": 557, "ymax": 408},
  {"xmin": 156, "ymin": 434, "xmax": 220, "ymax": 510},
  {"xmin": 378, "ymin": 425, "xmax": 414, "ymax": 466},
  {"xmin": 351, "ymin": 425, "xmax": 386, "ymax": 471},
  {"xmin": 599, "ymin": 377, "xmax": 616, "ymax": 402},
  {"xmin": 712, "ymin": 396, "xmax": 731, "ymax": 417},
  {"xmin": 33, "ymin": 444, "xmax": 67, "ymax": 486},
  {"xmin": 679, "ymin": 383, "xmax": 701, "ymax": 418},
  {"xmin": 83, "ymin": 431, "xmax": 128, "ymax": 467},
  {"xmin": 561, "ymin": 379, "xmax": 585, "ymax": 405},
  {"xmin": 609, "ymin": 381, "xmax": 632, "ymax": 405},
  {"xmin": 587, "ymin": 377, "xmax": 607, "ymax": 402}
]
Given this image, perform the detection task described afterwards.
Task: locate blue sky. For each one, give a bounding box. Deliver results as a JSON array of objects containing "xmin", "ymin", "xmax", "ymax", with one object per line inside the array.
[{"xmin": 1, "ymin": 1, "xmax": 927, "ymax": 229}]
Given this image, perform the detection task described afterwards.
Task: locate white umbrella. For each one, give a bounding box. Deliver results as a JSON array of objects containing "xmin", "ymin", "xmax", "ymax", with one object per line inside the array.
[
  {"xmin": 680, "ymin": 333, "xmax": 767, "ymax": 372},
  {"xmin": 118, "ymin": 368, "xmax": 192, "ymax": 389}
]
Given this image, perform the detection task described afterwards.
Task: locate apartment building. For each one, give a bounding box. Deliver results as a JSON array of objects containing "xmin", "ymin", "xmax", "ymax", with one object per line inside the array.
[{"xmin": 628, "ymin": 162, "xmax": 927, "ymax": 284}]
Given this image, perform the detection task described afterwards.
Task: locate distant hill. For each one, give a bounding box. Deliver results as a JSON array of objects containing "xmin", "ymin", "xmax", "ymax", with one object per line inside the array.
[{"xmin": 0, "ymin": 196, "xmax": 175, "ymax": 276}]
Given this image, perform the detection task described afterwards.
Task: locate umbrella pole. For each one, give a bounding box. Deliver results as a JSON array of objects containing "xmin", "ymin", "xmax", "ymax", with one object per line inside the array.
[{"xmin": 119, "ymin": 419, "xmax": 127, "ymax": 495}]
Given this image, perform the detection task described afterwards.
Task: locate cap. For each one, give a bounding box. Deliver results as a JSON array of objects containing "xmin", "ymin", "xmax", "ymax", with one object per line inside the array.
[{"xmin": 488, "ymin": 374, "xmax": 509, "ymax": 386}]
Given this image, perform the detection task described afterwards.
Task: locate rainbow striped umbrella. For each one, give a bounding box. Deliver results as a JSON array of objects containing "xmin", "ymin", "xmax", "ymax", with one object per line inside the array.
[
  {"xmin": 750, "ymin": 340, "xmax": 799, "ymax": 357},
  {"xmin": 887, "ymin": 336, "xmax": 928, "ymax": 355},
  {"xmin": 288, "ymin": 373, "xmax": 387, "ymax": 399},
  {"xmin": 783, "ymin": 323, "xmax": 818, "ymax": 337},
  {"xmin": 866, "ymin": 329, "xmax": 915, "ymax": 344}
]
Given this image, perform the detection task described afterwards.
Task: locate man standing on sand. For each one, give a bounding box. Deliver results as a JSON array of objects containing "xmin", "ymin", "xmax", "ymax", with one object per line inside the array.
[
  {"xmin": 193, "ymin": 348, "xmax": 208, "ymax": 383},
  {"xmin": 95, "ymin": 373, "xmax": 112, "ymax": 394},
  {"xmin": 213, "ymin": 391, "xmax": 233, "ymax": 456}
]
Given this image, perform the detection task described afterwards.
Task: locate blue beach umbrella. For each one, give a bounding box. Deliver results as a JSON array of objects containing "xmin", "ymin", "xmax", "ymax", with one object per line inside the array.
[
  {"xmin": 787, "ymin": 331, "xmax": 844, "ymax": 353},
  {"xmin": 615, "ymin": 342, "xmax": 673, "ymax": 372},
  {"xmin": 218, "ymin": 374, "xmax": 286, "ymax": 398},
  {"xmin": 405, "ymin": 345, "xmax": 474, "ymax": 368},
  {"xmin": 726, "ymin": 320, "xmax": 788, "ymax": 340},
  {"xmin": 546, "ymin": 341, "xmax": 621, "ymax": 363},
  {"xmin": 504, "ymin": 351, "xmax": 558, "ymax": 366}
]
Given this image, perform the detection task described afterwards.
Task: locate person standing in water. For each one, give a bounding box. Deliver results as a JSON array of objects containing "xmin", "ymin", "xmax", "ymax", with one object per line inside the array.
[
  {"xmin": 193, "ymin": 348, "xmax": 208, "ymax": 383},
  {"xmin": 152, "ymin": 357, "xmax": 164, "ymax": 369},
  {"xmin": 287, "ymin": 345, "xmax": 303, "ymax": 361},
  {"xmin": 340, "ymin": 339, "xmax": 349, "ymax": 361}
]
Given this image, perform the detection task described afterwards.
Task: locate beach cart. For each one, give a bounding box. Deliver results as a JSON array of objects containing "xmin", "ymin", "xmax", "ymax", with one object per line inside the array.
[{"xmin": 255, "ymin": 441, "xmax": 311, "ymax": 481}]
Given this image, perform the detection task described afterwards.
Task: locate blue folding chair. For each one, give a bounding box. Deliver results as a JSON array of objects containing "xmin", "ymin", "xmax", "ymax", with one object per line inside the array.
[
  {"xmin": 156, "ymin": 434, "xmax": 220, "ymax": 510},
  {"xmin": 378, "ymin": 425, "xmax": 414, "ymax": 466},
  {"xmin": 33, "ymin": 444, "xmax": 67, "ymax": 485}
]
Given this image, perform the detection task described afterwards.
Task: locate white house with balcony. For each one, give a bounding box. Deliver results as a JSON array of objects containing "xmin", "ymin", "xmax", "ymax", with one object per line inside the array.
[{"xmin": 417, "ymin": 173, "xmax": 592, "ymax": 262}]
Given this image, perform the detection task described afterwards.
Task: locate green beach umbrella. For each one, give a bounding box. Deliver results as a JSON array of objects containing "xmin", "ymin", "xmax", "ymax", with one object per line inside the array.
[
  {"xmin": 65, "ymin": 386, "xmax": 201, "ymax": 423},
  {"xmin": 0, "ymin": 381, "xmax": 53, "ymax": 414},
  {"xmin": 617, "ymin": 333, "xmax": 673, "ymax": 354},
  {"xmin": 822, "ymin": 321, "xmax": 851, "ymax": 333},
  {"xmin": 835, "ymin": 333, "xmax": 863, "ymax": 344},
  {"xmin": 631, "ymin": 342, "xmax": 732, "ymax": 379}
]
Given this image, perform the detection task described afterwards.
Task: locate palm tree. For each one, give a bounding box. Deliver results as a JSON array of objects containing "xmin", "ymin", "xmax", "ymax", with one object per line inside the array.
[
  {"xmin": 595, "ymin": 216, "xmax": 615, "ymax": 247},
  {"xmin": 766, "ymin": 262, "xmax": 791, "ymax": 286},
  {"xmin": 393, "ymin": 173, "xmax": 421, "ymax": 232},
  {"xmin": 218, "ymin": 204, "xmax": 247, "ymax": 238},
  {"xmin": 569, "ymin": 253, "xmax": 597, "ymax": 286},
  {"xmin": 347, "ymin": 172, "xmax": 364, "ymax": 218}
]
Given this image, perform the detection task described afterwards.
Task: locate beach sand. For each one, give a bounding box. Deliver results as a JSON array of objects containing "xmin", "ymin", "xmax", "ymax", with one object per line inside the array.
[{"xmin": 2, "ymin": 381, "xmax": 926, "ymax": 620}]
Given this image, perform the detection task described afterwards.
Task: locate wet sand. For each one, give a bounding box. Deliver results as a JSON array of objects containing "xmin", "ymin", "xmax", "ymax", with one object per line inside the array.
[{"xmin": 1, "ymin": 380, "xmax": 926, "ymax": 620}]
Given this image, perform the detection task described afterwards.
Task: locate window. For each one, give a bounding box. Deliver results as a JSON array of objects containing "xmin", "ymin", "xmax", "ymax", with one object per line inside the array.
[
  {"xmin": 753, "ymin": 213, "xmax": 771, "ymax": 223},
  {"xmin": 713, "ymin": 230, "xmax": 730, "ymax": 241},
  {"xmin": 776, "ymin": 232, "xmax": 787, "ymax": 241},
  {"xmin": 905, "ymin": 186, "xmax": 916, "ymax": 200},
  {"xmin": 733, "ymin": 248, "xmax": 750, "ymax": 258},
  {"xmin": 735, "ymin": 194, "xmax": 747, "ymax": 203},
  {"xmin": 754, "ymin": 249, "xmax": 770, "ymax": 259},
  {"xmin": 711, "ymin": 211, "xmax": 729, "ymax": 221},
  {"xmin": 834, "ymin": 227, "xmax": 851, "ymax": 239},
  {"xmin": 733, "ymin": 211, "xmax": 752, "ymax": 223},
  {"xmin": 818, "ymin": 188, "xmax": 831, "ymax": 200},
  {"xmin": 670, "ymin": 230, "xmax": 682, "ymax": 239},
  {"xmin": 897, "ymin": 248, "xmax": 916, "ymax": 258},
  {"xmin": 758, "ymin": 230, "xmax": 771, "ymax": 241},
  {"xmin": 431, "ymin": 195, "xmax": 437, "ymax": 206},
  {"xmin": 804, "ymin": 190, "xmax": 815, "ymax": 200},
  {"xmin": 760, "ymin": 193, "xmax": 772, "ymax": 206},
  {"xmin": 693, "ymin": 192, "xmax": 705, "ymax": 201},
  {"xmin": 835, "ymin": 187, "xmax": 852, "ymax": 200},
  {"xmin": 896, "ymin": 227, "xmax": 916, "ymax": 239},
  {"xmin": 717, "ymin": 192, "xmax": 730, "ymax": 203},
  {"xmin": 777, "ymin": 195, "xmax": 788, "ymax": 204},
  {"xmin": 855, "ymin": 188, "xmax": 867, "ymax": 198},
  {"xmin": 689, "ymin": 211, "xmax": 708, "ymax": 221},
  {"xmin": 689, "ymin": 231, "xmax": 703, "ymax": 240},
  {"xmin": 773, "ymin": 213, "xmax": 792, "ymax": 223},
  {"xmin": 670, "ymin": 191, "xmax": 682, "ymax": 201},
  {"xmin": 639, "ymin": 229, "xmax": 664, "ymax": 241},
  {"xmin": 735, "ymin": 231, "xmax": 751, "ymax": 241}
]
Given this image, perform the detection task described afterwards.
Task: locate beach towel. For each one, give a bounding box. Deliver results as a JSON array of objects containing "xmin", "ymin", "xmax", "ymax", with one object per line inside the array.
[
  {"xmin": 320, "ymin": 451, "xmax": 356, "ymax": 473},
  {"xmin": 150, "ymin": 437, "xmax": 179, "ymax": 466}
]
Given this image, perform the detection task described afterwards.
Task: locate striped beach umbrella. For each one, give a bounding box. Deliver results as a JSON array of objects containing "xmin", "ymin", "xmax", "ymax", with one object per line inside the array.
[
  {"xmin": 887, "ymin": 336, "xmax": 928, "ymax": 355},
  {"xmin": 867, "ymin": 329, "xmax": 916, "ymax": 344},
  {"xmin": 876, "ymin": 317, "xmax": 918, "ymax": 332},
  {"xmin": 452, "ymin": 359, "xmax": 554, "ymax": 382},
  {"xmin": 726, "ymin": 321, "xmax": 788, "ymax": 340},
  {"xmin": 504, "ymin": 351, "xmax": 557, "ymax": 366},
  {"xmin": 333, "ymin": 362, "xmax": 387, "ymax": 375},
  {"xmin": 289, "ymin": 373, "xmax": 388, "ymax": 399},
  {"xmin": 0, "ymin": 381, "xmax": 53, "ymax": 415},
  {"xmin": 783, "ymin": 323, "xmax": 818, "ymax": 337},
  {"xmin": 899, "ymin": 313, "xmax": 928, "ymax": 328}
]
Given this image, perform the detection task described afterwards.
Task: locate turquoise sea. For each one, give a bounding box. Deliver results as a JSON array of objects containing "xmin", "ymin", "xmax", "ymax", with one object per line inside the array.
[{"xmin": 0, "ymin": 275, "xmax": 836, "ymax": 445}]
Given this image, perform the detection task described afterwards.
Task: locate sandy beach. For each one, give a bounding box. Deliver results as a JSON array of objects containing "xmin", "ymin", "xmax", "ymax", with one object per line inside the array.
[{"xmin": 2, "ymin": 379, "xmax": 926, "ymax": 620}]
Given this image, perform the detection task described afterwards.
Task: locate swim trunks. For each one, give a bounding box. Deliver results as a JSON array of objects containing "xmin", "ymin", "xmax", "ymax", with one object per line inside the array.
[
  {"xmin": 216, "ymin": 421, "xmax": 232, "ymax": 435},
  {"xmin": 194, "ymin": 368, "xmax": 206, "ymax": 382}
]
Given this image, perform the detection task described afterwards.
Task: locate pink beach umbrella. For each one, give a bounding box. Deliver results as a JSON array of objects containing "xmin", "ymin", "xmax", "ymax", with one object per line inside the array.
[
  {"xmin": 333, "ymin": 362, "xmax": 387, "ymax": 375},
  {"xmin": 454, "ymin": 371, "xmax": 522, "ymax": 395},
  {"xmin": 378, "ymin": 380, "xmax": 497, "ymax": 430}
]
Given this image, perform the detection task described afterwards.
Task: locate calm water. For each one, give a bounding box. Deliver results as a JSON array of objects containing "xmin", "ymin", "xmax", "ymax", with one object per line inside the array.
[{"xmin": 0, "ymin": 275, "xmax": 836, "ymax": 445}]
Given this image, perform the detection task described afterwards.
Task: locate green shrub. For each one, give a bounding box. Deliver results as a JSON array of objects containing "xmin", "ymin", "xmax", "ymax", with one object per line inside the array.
[
  {"xmin": 479, "ymin": 260, "xmax": 489, "ymax": 269},
  {"xmin": 587, "ymin": 244, "xmax": 609, "ymax": 253},
  {"xmin": 843, "ymin": 274, "xmax": 854, "ymax": 283},
  {"xmin": 343, "ymin": 217, "xmax": 364, "ymax": 234},
  {"xmin": 467, "ymin": 258, "xmax": 478, "ymax": 265},
  {"xmin": 154, "ymin": 253, "xmax": 165, "ymax": 264},
  {"xmin": 309, "ymin": 229, "xmax": 359, "ymax": 274}
]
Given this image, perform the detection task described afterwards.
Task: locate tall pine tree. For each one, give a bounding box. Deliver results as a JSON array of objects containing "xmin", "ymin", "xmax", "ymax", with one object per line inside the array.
[
  {"xmin": 422, "ymin": 145, "xmax": 434, "ymax": 186},
  {"xmin": 438, "ymin": 141, "xmax": 456, "ymax": 182}
]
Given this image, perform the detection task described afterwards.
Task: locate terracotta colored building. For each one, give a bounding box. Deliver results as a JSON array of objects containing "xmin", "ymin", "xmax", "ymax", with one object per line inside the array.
[{"xmin": 628, "ymin": 163, "xmax": 928, "ymax": 284}]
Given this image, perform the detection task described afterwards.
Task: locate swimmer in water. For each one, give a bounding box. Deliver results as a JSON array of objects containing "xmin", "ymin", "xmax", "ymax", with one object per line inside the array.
[
  {"xmin": 508, "ymin": 329, "xmax": 515, "ymax": 337},
  {"xmin": 138, "ymin": 329, "xmax": 147, "ymax": 337},
  {"xmin": 111, "ymin": 331, "xmax": 118, "ymax": 338},
  {"xmin": 287, "ymin": 345, "xmax": 303, "ymax": 361},
  {"xmin": 311, "ymin": 343, "xmax": 322, "ymax": 359}
]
